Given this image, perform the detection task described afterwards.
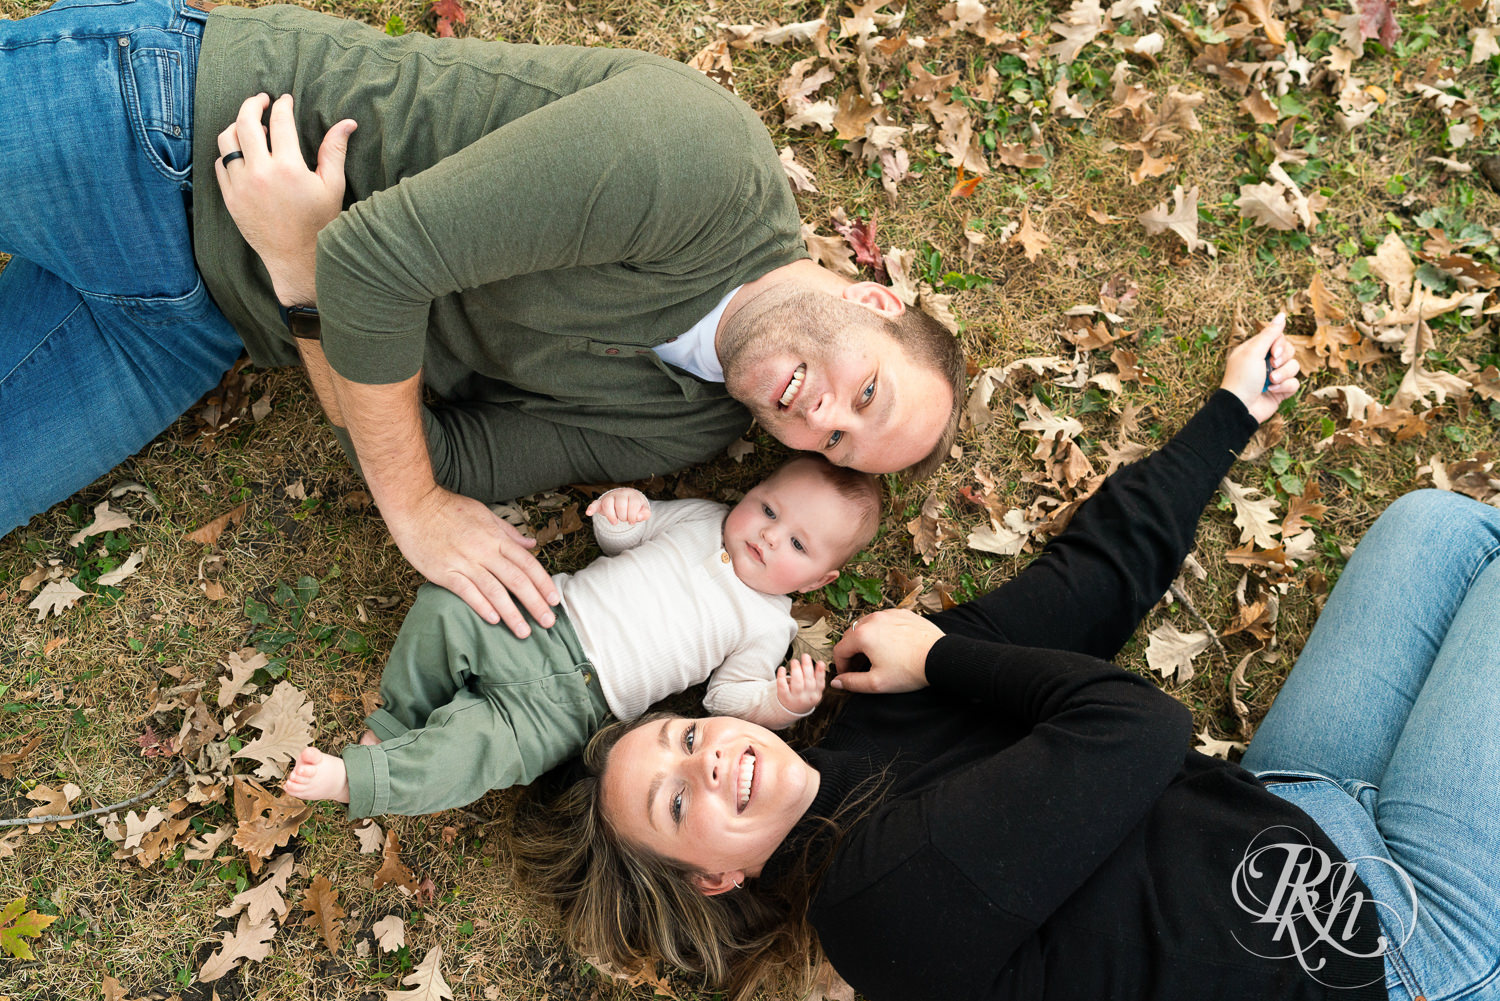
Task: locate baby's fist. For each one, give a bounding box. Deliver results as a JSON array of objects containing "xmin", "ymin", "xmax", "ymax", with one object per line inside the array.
[
  {"xmin": 776, "ymin": 653, "xmax": 828, "ymax": 716},
  {"xmin": 585, "ymin": 488, "xmax": 652, "ymax": 525}
]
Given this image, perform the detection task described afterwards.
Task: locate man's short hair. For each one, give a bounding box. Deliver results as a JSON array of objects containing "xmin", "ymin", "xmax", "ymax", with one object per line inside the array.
[{"xmin": 881, "ymin": 306, "xmax": 965, "ymax": 480}]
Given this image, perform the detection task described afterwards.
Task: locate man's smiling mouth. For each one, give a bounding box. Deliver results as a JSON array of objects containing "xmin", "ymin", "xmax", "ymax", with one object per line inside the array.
[{"xmin": 778, "ymin": 363, "xmax": 807, "ymax": 409}]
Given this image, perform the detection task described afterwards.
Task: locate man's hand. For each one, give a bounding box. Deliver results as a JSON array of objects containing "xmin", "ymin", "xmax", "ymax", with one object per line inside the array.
[
  {"xmin": 831, "ymin": 609, "xmax": 945, "ymax": 694},
  {"xmin": 215, "ymin": 93, "xmax": 357, "ymax": 307},
  {"xmin": 775, "ymin": 654, "xmax": 828, "ymax": 714},
  {"xmin": 1222, "ymin": 313, "xmax": 1300, "ymax": 424},
  {"xmin": 585, "ymin": 488, "xmax": 652, "ymax": 526},
  {"xmin": 387, "ymin": 486, "xmax": 562, "ymax": 639}
]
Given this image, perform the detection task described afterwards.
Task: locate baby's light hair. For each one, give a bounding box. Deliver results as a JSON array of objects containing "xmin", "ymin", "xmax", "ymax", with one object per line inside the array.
[{"xmin": 770, "ymin": 456, "xmax": 882, "ymax": 560}]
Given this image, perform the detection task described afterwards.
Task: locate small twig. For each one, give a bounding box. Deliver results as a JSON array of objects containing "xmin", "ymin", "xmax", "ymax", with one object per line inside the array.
[{"xmin": 0, "ymin": 761, "xmax": 185, "ymax": 828}]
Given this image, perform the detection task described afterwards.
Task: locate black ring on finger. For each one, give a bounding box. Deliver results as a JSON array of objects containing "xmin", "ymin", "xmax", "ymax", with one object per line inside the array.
[{"xmin": 220, "ymin": 150, "xmax": 245, "ymax": 167}]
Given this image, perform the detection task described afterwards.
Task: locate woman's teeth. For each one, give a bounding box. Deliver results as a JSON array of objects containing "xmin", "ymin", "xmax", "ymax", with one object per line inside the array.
[
  {"xmin": 779, "ymin": 364, "xmax": 807, "ymax": 408},
  {"xmin": 737, "ymin": 750, "xmax": 756, "ymax": 811}
]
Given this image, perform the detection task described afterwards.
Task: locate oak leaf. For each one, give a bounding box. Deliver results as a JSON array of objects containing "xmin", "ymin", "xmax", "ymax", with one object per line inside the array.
[
  {"xmin": 1219, "ymin": 478, "xmax": 1281, "ymax": 549},
  {"xmin": 386, "ymin": 945, "xmax": 455, "ymax": 1001},
  {"xmin": 829, "ymin": 208, "xmax": 887, "ymax": 281},
  {"xmin": 0, "ymin": 732, "xmax": 44, "ymax": 780},
  {"xmin": 1366, "ymin": 232, "xmax": 1414, "ymax": 312},
  {"xmin": 68, "ymin": 501, "xmax": 134, "ymax": 547},
  {"xmin": 96, "ymin": 549, "xmax": 145, "ymax": 587},
  {"xmin": 1356, "ymin": 0, "xmax": 1400, "ymax": 47},
  {"xmin": 967, "ymin": 509, "xmax": 1033, "ymax": 556},
  {"xmin": 1145, "ymin": 622, "xmax": 1212, "ymax": 683},
  {"xmin": 234, "ymin": 682, "xmax": 314, "ymax": 780},
  {"xmin": 779, "ymin": 147, "xmax": 817, "ymax": 194},
  {"xmin": 791, "ymin": 616, "xmax": 836, "ymax": 663},
  {"xmin": 1047, "ymin": 0, "xmax": 1105, "ymax": 63},
  {"xmin": 905, "ymin": 492, "xmax": 944, "ymax": 564},
  {"xmin": 374, "ymin": 830, "xmax": 420, "ymax": 895},
  {"xmin": 25, "ymin": 782, "xmax": 82, "ymax": 832},
  {"xmin": 186, "ymin": 502, "xmax": 247, "ymax": 546},
  {"xmin": 217, "ymin": 852, "xmax": 293, "ymax": 926},
  {"xmin": 1281, "ymin": 482, "xmax": 1328, "ymax": 536},
  {"xmin": 1194, "ymin": 729, "xmax": 1247, "ymax": 760},
  {"xmin": 218, "ymin": 648, "xmax": 268, "ymax": 708},
  {"xmin": 29, "ymin": 577, "xmax": 86, "ymax": 621},
  {"xmin": 198, "ymin": 912, "xmax": 276, "ymax": 982},
  {"xmin": 800, "ymin": 224, "xmax": 857, "ymax": 278},
  {"xmin": 302, "ymin": 875, "xmax": 346, "ymax": 955},
  {"xmin": 1235, "ymin": 183, "xmax": 1299, "ymax": 231},
  {"xmin": 184, "ymin": 825, "xmax": 235, "ymax": 862},
  {"xmin": 0, "ymin": 897, "xmax": 58, "ymax": 960},
  {"xmin": 354, "ymin": 819, "xmax": 386, "ymax": 854},
  {"xmin": 1013, "ymin": 207, "xmax": 1050, "ymax": 262},
  {"xmin": 372, "ymin": 915, "xmax": 406, "ymax": 953},
  {"xmin": 688, "ymin": 37, "xmax": 734, "ymax": 92},
  {"xmin": 1138, "ymin": 185, "xmax": 1215, "ymax": 256}
]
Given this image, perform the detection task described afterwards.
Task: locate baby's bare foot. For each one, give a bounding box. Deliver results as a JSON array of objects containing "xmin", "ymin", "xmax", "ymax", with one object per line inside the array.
[
  {"xmin": 358, "ymin": 730, "xmax": 380, "ymax": 746},
  {"xmin": 284, "ymin": 747, "xmax": 350, "ymax": 804}
]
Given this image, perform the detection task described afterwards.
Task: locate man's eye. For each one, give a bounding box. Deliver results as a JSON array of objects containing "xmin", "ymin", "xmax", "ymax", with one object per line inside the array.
[
  {"xmin": 762, "ymin": 503, "xmax": 775, "ymax": 519},
  {"xmin": 827, "ymin": 430, "xmax": 844, "ymax": 449},
  {"xmin": 684, "ymin": 724, "xmax": 696, "ymax": 752},
  {"xmin": 792, "ymin": 537, "xmax": 806, "ymax": 553},
  {"xmin": 671, "ymin": 790, "xmax": 683, "ymax": 824},
  {"xmin": 860, "ymin": 381, "xmax": 875, "ymax": 405}
]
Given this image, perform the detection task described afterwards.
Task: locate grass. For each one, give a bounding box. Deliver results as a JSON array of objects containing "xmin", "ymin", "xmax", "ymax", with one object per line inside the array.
[{"xmin": 2, "ymin": 0, "xmax": 1499, "ymax": 997}]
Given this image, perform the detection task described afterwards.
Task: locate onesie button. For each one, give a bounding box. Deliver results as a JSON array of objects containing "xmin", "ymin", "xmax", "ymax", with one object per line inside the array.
[{"xmin": 720, "ymin": 552, "xmax": 731, "ymax": 564}]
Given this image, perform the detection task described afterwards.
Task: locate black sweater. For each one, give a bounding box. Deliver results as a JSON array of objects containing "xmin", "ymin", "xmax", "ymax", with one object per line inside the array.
[{"xmin": 762, "ymin": 391, "xmax": 1387, "ymax": 1001}]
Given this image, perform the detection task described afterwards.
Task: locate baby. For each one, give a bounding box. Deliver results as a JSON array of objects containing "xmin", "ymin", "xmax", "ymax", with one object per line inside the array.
[{"xmin": 284, "ymin": 456, "xmax": 882, "ymax": 817}]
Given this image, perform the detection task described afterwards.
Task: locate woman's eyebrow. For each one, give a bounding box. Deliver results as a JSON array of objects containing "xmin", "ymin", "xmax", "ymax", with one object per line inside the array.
[{"xmin": 646, "ymin": 772, "xmax": 663, "ymax": 831}]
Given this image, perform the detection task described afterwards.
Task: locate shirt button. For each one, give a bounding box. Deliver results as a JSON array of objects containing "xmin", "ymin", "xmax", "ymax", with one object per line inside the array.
[
  {"xmin": 604, "ymin": 348, "xmax": 619, "ymax": 355},
  {"xmin": 720, "ymin": 552, "xmax": 731, "ymax": 564}
]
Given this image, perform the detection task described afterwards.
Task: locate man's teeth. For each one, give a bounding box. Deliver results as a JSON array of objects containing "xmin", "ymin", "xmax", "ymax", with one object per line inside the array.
[
  {"xmin": 779, "ymin": 364, "xmax": 807, "ymax": 408},
  {"xmin": 738, "ymin": 750, "xmax": 756, "ymax": 811}
]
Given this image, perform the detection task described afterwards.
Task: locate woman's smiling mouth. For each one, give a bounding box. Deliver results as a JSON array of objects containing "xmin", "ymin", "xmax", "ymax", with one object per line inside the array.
[{"xmin": 736, "ymin": 747, "xmax": 757, "ymax": 813}]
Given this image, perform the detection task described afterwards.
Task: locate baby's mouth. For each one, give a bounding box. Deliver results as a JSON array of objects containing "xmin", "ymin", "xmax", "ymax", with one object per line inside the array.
[{"xmin": 778, "ymin": 363, "xmax": 807, "ymax": 410}]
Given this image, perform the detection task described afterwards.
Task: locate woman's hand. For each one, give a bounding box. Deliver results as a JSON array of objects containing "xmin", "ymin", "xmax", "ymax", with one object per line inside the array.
[
  {"xmin": 831, "ymin": 609, "xmax": 945, "ymax": 694},
  {"xmin": 215, "ymin": 93, "xmax": 357, "ymax": 307},
  {"xmin": 1221, "ymin": 313, "xmax": 1300, "ymax": 423}
]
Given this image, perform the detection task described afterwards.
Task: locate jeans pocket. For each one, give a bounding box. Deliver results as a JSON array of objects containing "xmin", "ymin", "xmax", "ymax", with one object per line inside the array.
[
  {"xmin": 38, "ymin": 0, "xmax": 137, "ymax": 11},
  {"xmin": 120, "ymin": 32, "xmax": 193, "ymax": 180},
  {"xmin": 82, "ymin": 277, "xmax": 218, "ymax": 331}
]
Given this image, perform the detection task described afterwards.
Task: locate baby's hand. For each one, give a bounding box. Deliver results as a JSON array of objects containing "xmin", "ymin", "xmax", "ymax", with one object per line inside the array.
[
  {"xmin": 585, "ymin": 488, "xmax": 652, "ymax": 526},
  {"xmin": 1221, "ymin": 313, "xmax": 1300, "ymax": 424},
  {"xmin": 776, "ymin": 653, "xmax": 828, "ymax": 715}
]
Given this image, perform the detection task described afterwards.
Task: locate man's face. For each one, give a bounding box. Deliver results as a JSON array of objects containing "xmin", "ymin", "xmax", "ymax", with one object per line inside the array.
[{"xmin": 724, "ymin": 322, "xmax": 953, "ymax": 474}]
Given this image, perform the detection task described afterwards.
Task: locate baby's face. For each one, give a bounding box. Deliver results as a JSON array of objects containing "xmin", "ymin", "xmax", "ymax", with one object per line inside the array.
[{"xmin": 722, "ymin": 463, "xmax": 860, "ymax": 595}]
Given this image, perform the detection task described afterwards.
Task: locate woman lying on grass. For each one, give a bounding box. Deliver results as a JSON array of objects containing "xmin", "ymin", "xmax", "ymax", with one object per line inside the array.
[{"xmin": 514, "ymin": 322, "xmax": 1500, "ymax": 1001}]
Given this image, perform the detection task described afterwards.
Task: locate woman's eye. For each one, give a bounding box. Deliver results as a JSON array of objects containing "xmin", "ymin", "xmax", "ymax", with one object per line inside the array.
[
  {"xmin": 861, "ymin": 381, "xmax": 875, "ymax": 405},
  {"xmin": 827, "ymin": 430, "xmax": 844, "ymax": 449},
  {"xmin": 792, "ymin": 537, "xmax": 806, "ymax": 553},
  {"xmin": 671, "ymin": 790, "xmax": 683, "ymax": 824},
  {"xmin": 762, "ymin": 503, "xmax": 775, "ymax": 519},
  {"xmin": 684, "ymin": 724, "xmax": 696, "ymax": 752}
]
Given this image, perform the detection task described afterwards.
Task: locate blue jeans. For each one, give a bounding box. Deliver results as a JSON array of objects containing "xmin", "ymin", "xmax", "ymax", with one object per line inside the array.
[
  {"xmin": 0, "ymin": 0, "xmax": 244, "ymax": 537},
  {"xmin": 1243, "ymin": 490, "xmax": 1500, "ymax": 1001}
]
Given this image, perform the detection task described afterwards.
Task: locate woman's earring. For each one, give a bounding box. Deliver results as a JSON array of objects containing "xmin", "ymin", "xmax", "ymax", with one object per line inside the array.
[{"xmin": 733, "ymin": 879, "xmax": 743, "ymax": 889}]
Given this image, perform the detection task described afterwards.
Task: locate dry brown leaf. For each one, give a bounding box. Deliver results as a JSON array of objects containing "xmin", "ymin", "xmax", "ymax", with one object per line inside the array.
[
  {"xmin": 1048, "ymin": 0, "xmax": 1105, "ymax": 63},
  {"xmin": 1013, "ymin": 207, "xmax": 1051, "ymax": 262},
  {"xmin": 967, "ymin": 509, "xmax": 1033, "ymax": 556},
  {"xmin": 354, "ymin": 819, "xmax": 386, "ymax": 854},
  {"xmin": 198, "ymin": 913, "xmax": 277, "ymax": 982},
  {"xmin": 1235, "ymin": 183, "xmax": 1299, "ymax": 231},
  {"xmin": 301, "ymin": 875, "xmax": 346, "ymax": 955},
  {"xmin": 372, "ymin": 915, "xmax": 406, "ymax": 953},
  {"xmin": 1138, "ymin": 185, "xmax": 1215, "ymax": 256},
  {"xmin": 186, "ymin": 502, "xmax": 247, "ymax": 546},
  {"xmin": 68, "ymin": 501, "xmax": 134, "ymax": 547},
  {"xmin": 687, "ymin": 37, "xmax": 734, "ymax": 91},
  {"xmin": 1281, "ymin": 481, "xmax": 1328, "ymax": 536},
  {"xmin": 1227, "ymin": 542, "xmax": 1292, "ymax": 573},
  {"xmin": 217, "ymin": 648, "xmax": 268, "ymax": 708},
  {"xmin": 232, "ymin": 777, "xmax": 315, "ymax": 861},
  {"xmin": 385, "ymin": 945, "xmax": 455, "ymax": 1001},
  {"xmin": 906, "ymin": 492, "xmax": 944, "ymax": 565},
  {"xmin": 0, "ymin": 732, "xmax": 44, "ymax": 780},
  {"xmin": 29, "ymin": 577, "xmax": 87, "ymax": 621},
  {"xmin": 801, "ymin": 223, "xmax": 858, "ymax": 277},
  {"xmin": 25, "ymin": 782, "xmax": 82, "ymax": 832},
  {"xmin": 1219, "ymin": 478, "xmax": 1281, "ymax": 549},
  {"xmin": 1195, "ymin": 728, "xmax": 1247, "ymax": 760},
  {"xmin": 778, "ymin": 147, "xmax": 817, "ymax": 194},
  {"xmin": 184, "ymin": 825, "xmax": 235, "ymax": 862},
  {"xmin": 96, "ymin": 550, "xmax": 145, "ymax": 588},
  {"xmin": 373, "ymin": 830, "xmax": 420, "ymax": 895},
  {"xmin": 217, "ymin": 852, "xmax": 293, "ymax": 926},
  {"xmin": 1239, "ymin": 90, "xmax": 1279, "ymax": 124},
  {"xmin": 1144, "ymin": 622, "xmax": 1212, "ymax": 683},
  {"xmin": 234, "ymin": 682, "xmax": 315, "ymax": 780},
  {"xmin": 791, "ymin": 617, "xmax": 836, "ymax": 662},
  {"xmin": 1366, "ymin": 231, "xmax": 1415, "ymax": 312}
]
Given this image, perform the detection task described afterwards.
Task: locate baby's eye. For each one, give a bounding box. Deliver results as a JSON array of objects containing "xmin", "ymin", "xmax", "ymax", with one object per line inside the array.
[
  {"xmin": 762, "ymin": 503, "xmax": 775, "ymax": 519},
  {"xmin": 671, "ymin": 790, "xmax": 683, "ymax": 824},
  {"xmin": 792, "ymin": 537, "xmax": 806, "ymax": 553},
  {"xmin": 827, "ymin": 430, "xmax": 844, "ymax": 449}
]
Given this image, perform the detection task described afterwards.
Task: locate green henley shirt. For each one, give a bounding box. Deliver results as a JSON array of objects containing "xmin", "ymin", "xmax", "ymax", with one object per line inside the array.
[{"xmin": 190, "ymin": 5, "xmax": 807, "ymax": 497}]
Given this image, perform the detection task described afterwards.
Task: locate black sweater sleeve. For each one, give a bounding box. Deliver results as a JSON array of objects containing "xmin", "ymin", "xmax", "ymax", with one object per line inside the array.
[
  {"xmin": 931, "ymin": 389, "xmax": 1258, "ymax": 659},
  {"xmin": 813, "ymin": 636, "xmax": 1193, "ymax": 1001}
]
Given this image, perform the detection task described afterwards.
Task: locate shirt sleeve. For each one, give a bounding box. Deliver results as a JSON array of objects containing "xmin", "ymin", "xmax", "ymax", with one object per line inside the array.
[
  {"xmin": 314, "ymin": 62, "xmax": 777, "ymax": 385},
  {"xmin": 930, "ymin": 389, "xmax": 1259, "ymax": 659},
  {"xmin": 813, "ymin": 635, "xmax": 1192, "ymax": 1001},
  {"xmin": 702, "ymin": 621, "xmax": 802, "ymax": 729}
]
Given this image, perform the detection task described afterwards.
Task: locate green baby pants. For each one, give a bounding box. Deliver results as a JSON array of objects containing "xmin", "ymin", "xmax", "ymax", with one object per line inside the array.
[{"xmin": 341, "ymin": 583, "xmax": 609, "ymax": 818}]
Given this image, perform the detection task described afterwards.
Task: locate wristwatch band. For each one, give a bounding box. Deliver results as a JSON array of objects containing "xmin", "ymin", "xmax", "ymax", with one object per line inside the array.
[{"xmin": 277, "ymin": 303, "xmax": 322, "ymax": 341}]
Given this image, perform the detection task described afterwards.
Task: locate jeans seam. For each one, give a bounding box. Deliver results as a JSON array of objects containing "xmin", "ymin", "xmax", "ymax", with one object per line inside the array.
[{"xmin": 0, "ymin": 296, "xmax": 87, "ymax": 386}]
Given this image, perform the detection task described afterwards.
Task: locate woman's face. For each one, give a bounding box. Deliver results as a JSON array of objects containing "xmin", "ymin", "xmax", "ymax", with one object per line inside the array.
[{"xmin": 600, "ymin": 715, "xmax": 821, "ymax": 892}]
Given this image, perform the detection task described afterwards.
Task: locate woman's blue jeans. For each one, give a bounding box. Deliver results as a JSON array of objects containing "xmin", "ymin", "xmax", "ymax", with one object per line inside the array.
[
  {"xmin": 0, "ymin": 0, "xmax": 244, "ymax": 537},
  {"xmin": 1243, "ymin": 489, "xmax": 1500, "ymax": 1001}
]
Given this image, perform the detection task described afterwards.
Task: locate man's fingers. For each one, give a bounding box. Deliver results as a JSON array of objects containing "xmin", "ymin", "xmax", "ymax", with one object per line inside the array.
[
  {"xmin": 485, "ymin": 553, "xmax": 558, "ymax": 626},
  {"xmin": 234, "ymin": 93, "xmax": 273, "ymax": 166},
  {"xmin": 445, "ymin": 576, "xmax": 502, "ymax": 628},
  {"xmin": 316, "ymin": 119, "xmax": 357, "ymax": 186},
  {"xmin": 268, "ymin": 94, "xmax": 299, "ymax": 160},
  {"xmin": 471, "ymin": 572, "xmax": 534, "ymax": 638}
]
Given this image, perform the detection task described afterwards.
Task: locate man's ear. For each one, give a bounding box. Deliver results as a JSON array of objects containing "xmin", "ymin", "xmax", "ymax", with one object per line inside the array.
[
  {"xmin": 842, "ymin": 281, "xmax": 906, "ymax": 318},
  {"xmin": 692, "ymin": 871, "xmax": 745, "ymax": 896}
]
